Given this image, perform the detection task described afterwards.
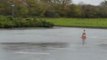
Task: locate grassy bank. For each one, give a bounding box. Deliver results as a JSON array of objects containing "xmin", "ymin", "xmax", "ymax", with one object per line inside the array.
[
  {"xmin": 1, "ymin": 16, "xmax": 107, "ymax": 29},
  {"xmin": 0, "ymin": 16, "xmax": 54, "ymax": 28},
  {"xmin": 46, "ymin": 18, "xmax": 107, "ymax": 28}
]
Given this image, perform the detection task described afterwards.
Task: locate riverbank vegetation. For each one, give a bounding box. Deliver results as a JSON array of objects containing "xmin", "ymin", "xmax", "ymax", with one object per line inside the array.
[
  {"xmin": 46, "ymin": 18, "xmax": 107, "ymax": 28},
  {"xmin": 0, "ymin": 16, "xmax": 54, "ymax": 28},
  {"xmin": 0, "ymin": 0, "xmax": 107, "ymax": 28}
]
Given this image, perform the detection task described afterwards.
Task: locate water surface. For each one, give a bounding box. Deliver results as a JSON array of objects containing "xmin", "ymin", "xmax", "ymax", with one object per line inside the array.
[{"xmin": 0, "ymin": 27, "xmax": 107, "ymax": 60}]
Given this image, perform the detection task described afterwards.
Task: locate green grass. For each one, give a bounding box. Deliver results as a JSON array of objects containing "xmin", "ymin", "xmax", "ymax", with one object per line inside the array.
[{"xmin": 46, "ymin": 18, "xmax": 107, "ymax": 28}]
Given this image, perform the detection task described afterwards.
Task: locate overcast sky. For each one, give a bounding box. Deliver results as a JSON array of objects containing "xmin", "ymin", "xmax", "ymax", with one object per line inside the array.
[{"xmin": 72, "ymin": 0, "xmax": 104, "ymax": 5}]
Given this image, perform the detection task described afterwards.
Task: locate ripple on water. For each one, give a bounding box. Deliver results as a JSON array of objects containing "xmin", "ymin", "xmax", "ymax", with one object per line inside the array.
[
  {"xmin": 98, "ymin": 43, "xmax": 107, "ymax": 49},
  {"xmin": 0, "ymin": 42, "xmax": 69, "ymax": 53}
]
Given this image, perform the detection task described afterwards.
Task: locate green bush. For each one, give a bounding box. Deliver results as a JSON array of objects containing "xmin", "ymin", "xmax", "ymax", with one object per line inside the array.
[{"xmin": 0, "ymin": 16, "xmax": 54, "ymax": 28}]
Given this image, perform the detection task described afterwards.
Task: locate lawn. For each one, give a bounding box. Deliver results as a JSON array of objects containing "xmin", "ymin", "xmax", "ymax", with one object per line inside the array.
[{"xmin": 46, "ymin": 18, "xmax": 107, "ymax": 28}]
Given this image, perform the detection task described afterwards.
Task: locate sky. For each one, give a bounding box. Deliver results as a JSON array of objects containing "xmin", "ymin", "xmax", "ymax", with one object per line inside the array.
[{"xmin": 72, "ymin": 0, "xmax": 104, "ymax": 5}]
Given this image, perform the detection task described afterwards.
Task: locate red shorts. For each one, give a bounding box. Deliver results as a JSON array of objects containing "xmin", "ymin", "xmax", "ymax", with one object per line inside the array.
[{"xmin": 82, "ymin": 36, "xmax": 86, "ymax": 40}]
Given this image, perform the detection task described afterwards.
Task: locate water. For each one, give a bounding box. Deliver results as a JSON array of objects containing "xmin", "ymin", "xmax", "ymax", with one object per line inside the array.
[{"xmin": 0, "ymin": 27, "xmax": 107, "ymax": 60}]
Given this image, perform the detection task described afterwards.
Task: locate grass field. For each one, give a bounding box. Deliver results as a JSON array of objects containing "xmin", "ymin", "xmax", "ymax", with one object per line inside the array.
[{"xmin": 46, "ymin": 18, "xmax": 107, "ymax": 28}]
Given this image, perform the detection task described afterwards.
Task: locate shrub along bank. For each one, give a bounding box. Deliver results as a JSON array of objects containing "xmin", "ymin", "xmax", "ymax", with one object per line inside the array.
[{"xmin": 0, "ymin": 16, "xmax": 54, "ymax": 28}]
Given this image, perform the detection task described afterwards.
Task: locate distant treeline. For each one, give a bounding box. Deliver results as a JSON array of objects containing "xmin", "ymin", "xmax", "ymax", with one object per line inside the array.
[{"xmin": 0, "ymin": 0, "xmax": 107, "ymax": 18}]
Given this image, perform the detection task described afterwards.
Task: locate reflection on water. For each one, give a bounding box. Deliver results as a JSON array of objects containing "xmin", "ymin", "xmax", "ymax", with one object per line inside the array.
[
  {"xmin": 0, "ymin": 42, "xmax": 69, "ymax": 55},
  {"xmin": 1, "ymin": 42, "xmax": 69, "ymax": 51},
  {"xmin": 0, "ymin": 42, "xmax": 70, "ymax": 60}
]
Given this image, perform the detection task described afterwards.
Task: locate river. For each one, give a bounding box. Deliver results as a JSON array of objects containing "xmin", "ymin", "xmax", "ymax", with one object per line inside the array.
[{"xmin": 0, "ymin": 27, "xmax": 107, "ymax": 60}]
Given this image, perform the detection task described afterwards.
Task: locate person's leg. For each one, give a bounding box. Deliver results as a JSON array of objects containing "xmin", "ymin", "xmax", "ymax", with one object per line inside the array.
[{"xmin": 82, "ymin": 40, "xmax": 85, "ymax": 45}]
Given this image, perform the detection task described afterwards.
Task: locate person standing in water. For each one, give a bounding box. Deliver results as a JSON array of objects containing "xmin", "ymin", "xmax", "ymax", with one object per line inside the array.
[{"xmin": 81, "ymin": 30, "xmax": 87, "ymax": 45}]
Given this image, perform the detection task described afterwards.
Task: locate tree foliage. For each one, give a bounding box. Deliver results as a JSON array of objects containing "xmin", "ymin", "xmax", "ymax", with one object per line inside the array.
[{"xmin": 0, "ymin": 0, "xmax": 107, "ymax": 18}]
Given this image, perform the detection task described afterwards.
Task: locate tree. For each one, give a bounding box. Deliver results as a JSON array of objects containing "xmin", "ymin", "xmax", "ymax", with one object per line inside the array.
[
  {"xmin": 0, "ymin": 1, "xmax": 10, "ymax": 15},
  {"xmin": 67, "ymin": 4, "xmax": 82, "ymax": 17},
  {"xmin": 100, "ymin": 0, "xmax": 107, "ymax": 7},
  {"xmin": 99, "ymin": 0, "xmax": 107, "ymax": 17}
]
